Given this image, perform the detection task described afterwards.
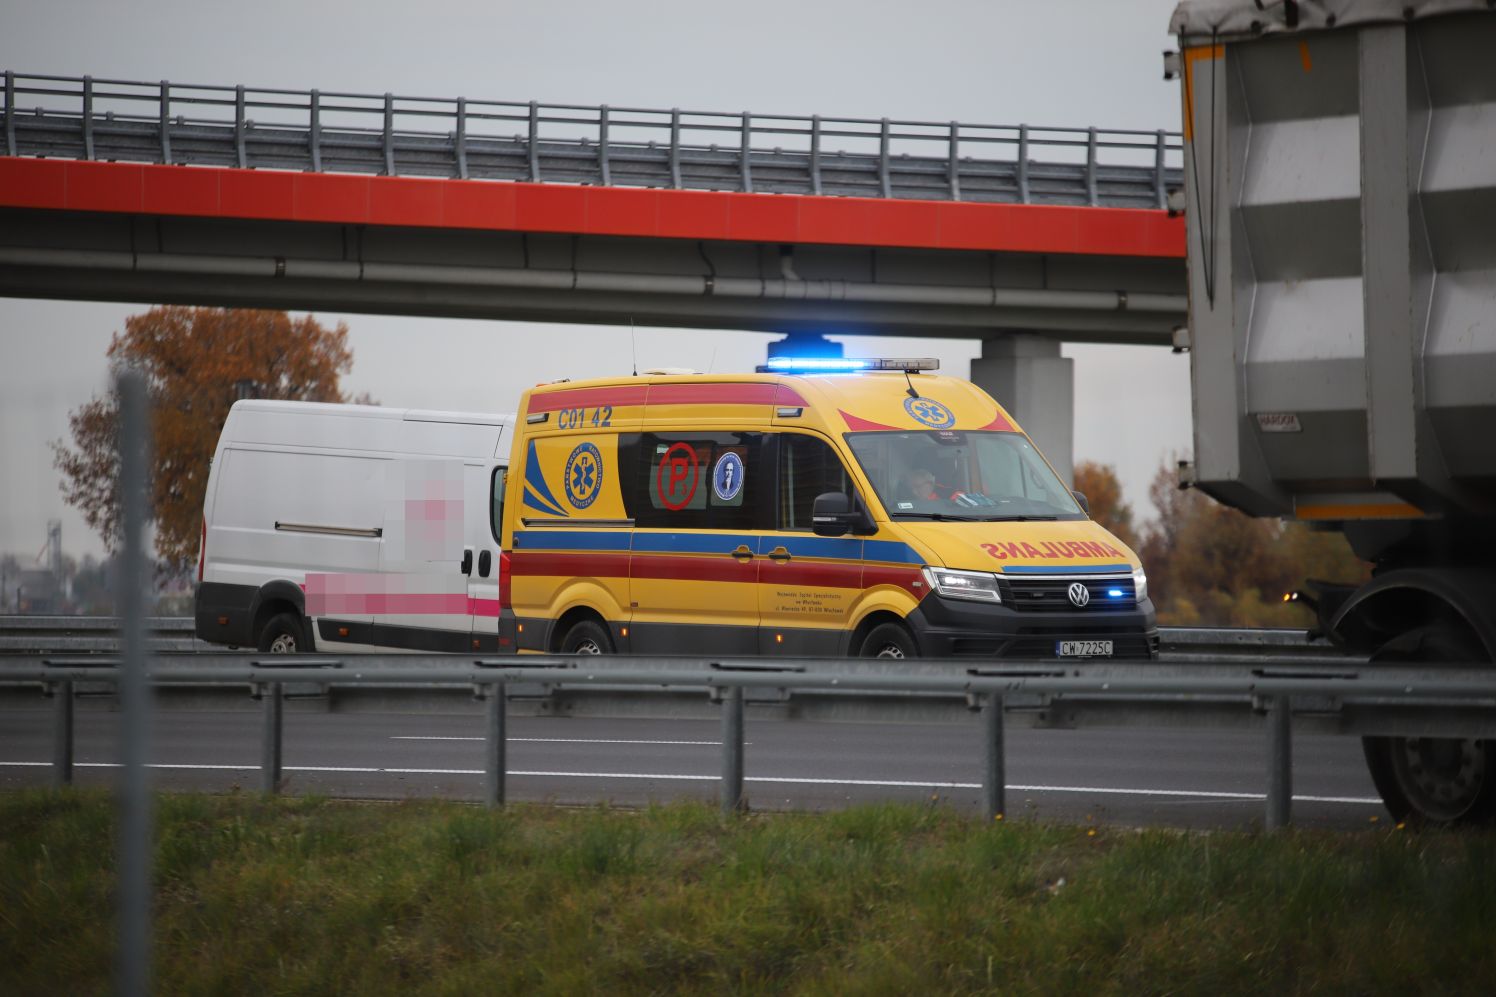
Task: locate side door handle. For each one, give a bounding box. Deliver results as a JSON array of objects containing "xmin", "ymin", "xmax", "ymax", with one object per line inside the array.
[
  {"xmin": 461, "ymin": 548, "xmax": 474, "ymax": 575},
  {"xmin": 767, "ymin": 546, "xmax": 792, "ymax": 562},
  {"xmin": 478, "ymin": 550, "xmax": 492, "ymax": 577},
  {"xmin": 729, "ymin": 544, "xmax": 755, "ymax": 560}
]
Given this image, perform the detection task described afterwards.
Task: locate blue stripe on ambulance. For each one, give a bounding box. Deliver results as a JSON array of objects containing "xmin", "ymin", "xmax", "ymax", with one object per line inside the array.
[{"xmin": 513, "ymin": 529, "xmax": 922, "ymax": 565}]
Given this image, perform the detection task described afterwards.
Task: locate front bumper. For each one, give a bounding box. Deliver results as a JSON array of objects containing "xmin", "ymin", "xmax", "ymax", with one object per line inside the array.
[{"xmin": 906, "ymin": 592, "xmax": 1159, "ymax": 659}]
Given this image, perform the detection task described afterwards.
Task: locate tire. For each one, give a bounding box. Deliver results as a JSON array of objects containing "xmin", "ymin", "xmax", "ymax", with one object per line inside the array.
[
  {"xmin": 257, "ymin": 612, "xmax": 305, "ymax": 654},
  {"xmin": 1362, "ymin": 626, "xmax": 1496, "ymax": 826},
  {"xmin": 859, "ymin": 622, "xmax": 918, "ymax": 659},
  {"xmin": 560, "ymin": 619, "xmax": 614, "ymax": 655}
]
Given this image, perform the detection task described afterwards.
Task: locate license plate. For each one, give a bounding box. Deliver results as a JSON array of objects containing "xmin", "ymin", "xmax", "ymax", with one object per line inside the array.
[{"xmin": 1057, "ymin": 640, "xmax": 1113, "ymax": 657}]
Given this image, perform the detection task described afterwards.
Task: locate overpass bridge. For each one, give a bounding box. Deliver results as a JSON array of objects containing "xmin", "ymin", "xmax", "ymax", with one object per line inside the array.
[{"xmin": 0, "ymin": 72, "xmax": 1187, "ymax": 479}]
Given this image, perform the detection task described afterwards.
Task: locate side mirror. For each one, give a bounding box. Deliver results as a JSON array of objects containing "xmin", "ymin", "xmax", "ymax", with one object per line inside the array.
[
  {"xmin": 1071, "ymin": 490, "xmax": 1091, "ymax": 516},
  {"xmin": 812, "ymin": 492, "xmax": 873, "ymax": 537}
]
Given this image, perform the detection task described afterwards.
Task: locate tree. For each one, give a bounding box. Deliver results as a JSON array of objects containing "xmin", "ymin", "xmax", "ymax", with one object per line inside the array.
[
  {"xmin": 1072, "ymin": 461, "xmax": 1139, "ymax": 550},
  {"xmin": 53, "ymin": 307, "xmax": 353, "ymax": 572}
]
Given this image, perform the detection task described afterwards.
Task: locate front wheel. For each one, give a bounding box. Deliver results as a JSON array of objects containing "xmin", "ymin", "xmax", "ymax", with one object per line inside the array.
[
  {"xmin": 257, "ymin": 612, "xmax": 305, "ymax": 654},
  {"xmin": 560, "ymin": 619, "xmax": 614, "ymax": 655},
  {"xmin": 1362, "ymin": 625, "xmax": 1496, "ymax": 825},
  {"xmin": 859, "ymin": 622, "xmax": 917, "ymax": 659}
]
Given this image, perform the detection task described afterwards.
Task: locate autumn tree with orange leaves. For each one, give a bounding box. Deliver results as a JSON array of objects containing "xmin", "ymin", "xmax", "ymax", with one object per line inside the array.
[
  {"xmin": 53, "ymin": 307, "xmax": 354, "ymax": 572},
  {"xmin": 1072, "ymin": 461, "xmax": 1139, "ymax": 551}
]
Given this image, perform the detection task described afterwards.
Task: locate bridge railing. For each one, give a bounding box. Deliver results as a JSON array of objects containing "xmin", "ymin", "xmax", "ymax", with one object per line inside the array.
[{"xmin": 2, "ymin": 71, "xmax": 1182, "ymax": 208}]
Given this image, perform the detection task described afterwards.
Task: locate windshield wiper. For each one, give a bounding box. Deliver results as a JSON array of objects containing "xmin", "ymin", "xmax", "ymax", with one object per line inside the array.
[
  {"xmin": 889, "ymin": 512, "xmax": 989, "ymax": 522},
  {"xmin": 980, "ymin": 514, "xmax": 1060, "ymax": 522}
]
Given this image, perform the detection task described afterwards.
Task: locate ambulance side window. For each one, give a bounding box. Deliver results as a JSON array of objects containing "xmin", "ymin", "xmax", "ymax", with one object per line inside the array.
[
  {"xmin": 779, "ymin": 434, "xmax": 853, "ymax": 531},
  {"xmin": 631, "ymin": 432, "xmax": 764, "ymax": 531}
]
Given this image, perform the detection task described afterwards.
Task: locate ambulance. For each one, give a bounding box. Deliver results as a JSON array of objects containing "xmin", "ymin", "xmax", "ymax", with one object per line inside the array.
[{"xmin": 498, "ymin": 358, "xmax": 1157, "ymax": 659}]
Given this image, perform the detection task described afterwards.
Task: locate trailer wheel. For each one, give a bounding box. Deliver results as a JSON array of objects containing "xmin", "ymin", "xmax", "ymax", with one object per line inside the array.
[
  {"xmin": 560, "ymin": 619, "xmax": 613, "ymax": 655},
  {"xmin": 257, "ymin": 612, "xmax": 304, "ymax": 654},
  {"xmin": 860, "ymin": 622, "xmax": 917, "ymax": 659},
  {"xmin": 1362, "ymin": 626, "xmax": 1496, "ymax": 825}
]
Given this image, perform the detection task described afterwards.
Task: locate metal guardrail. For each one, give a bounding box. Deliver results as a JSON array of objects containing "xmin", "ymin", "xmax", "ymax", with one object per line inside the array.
[
  {"xmin": 1, "ymin": 71, "xmax": 1182, "ymax": 208},
  {"xmin": 9, "ymin": 653, "xmax": 1496, "ymax": 829}
]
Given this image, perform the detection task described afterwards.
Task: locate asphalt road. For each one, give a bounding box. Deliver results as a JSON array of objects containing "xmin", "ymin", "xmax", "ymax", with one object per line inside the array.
[{"xmin": 0, "ymin": 706, "xmax": 1388, "ymax": 831}]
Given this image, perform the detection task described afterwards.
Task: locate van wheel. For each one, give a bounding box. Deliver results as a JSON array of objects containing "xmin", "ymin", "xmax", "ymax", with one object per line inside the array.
[
  {"xmin": 860, "ymin": 622, "xmax": 917, "ymax": 659},
  {"xmin": 560, "ymin": 620, "xmax": 613, "ymax": 655},
  {"xmin": 258, "ymin": 613, "xmax": 304, "ymax": 654}
]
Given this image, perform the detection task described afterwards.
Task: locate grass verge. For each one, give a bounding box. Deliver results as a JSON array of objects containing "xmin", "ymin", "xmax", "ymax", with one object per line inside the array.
[{"xmin": 3, "ymin": 789, "xmax": 1494, "ymax": 994}]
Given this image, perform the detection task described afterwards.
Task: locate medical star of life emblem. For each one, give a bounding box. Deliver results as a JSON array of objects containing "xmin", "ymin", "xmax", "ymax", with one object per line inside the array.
[
  {"xmin": 904, "ymin": 396, "xmax": 956, "ymax": 429},
  {"xmin": 1067, "ymin": 582, "xmax": 1091, "ymax": 607},
  {"xmin": 564, "ymin": 442, "xmax": 603, "ymax": 510}
]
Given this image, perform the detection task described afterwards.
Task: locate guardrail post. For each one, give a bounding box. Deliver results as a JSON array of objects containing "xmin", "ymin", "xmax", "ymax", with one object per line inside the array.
[
  {"xmin": 4, "ymin": 71, "xmax": 15, "ymax": 157},
  {"xmin": 454, "ymin": 97, "xmax": 468, "ymax": 180},
  {"xmin": 383, "ymin": 93, "xmax": 396, "ymax": 176},
  {"xmin": 1154, "ymin": 128, "xmax": 1168, "ymax": 209},
  {"xmin": 947, "ymin": 121, "xmax": 961, "ymax": 201},
  {"xmin": 1017, "ymin": 124, "xmax": 1030, "ymax": 203},
  {"xmin": 809, "ymin": 115, "xmax": 822, "ymax": 195},
  {"xmin": 878, "ymin": 117, "xmax": 892, "ymax": 199},
  {"xmin": 669, "ymin": 108, "xmax": 682, "ymax": 189},
  {"xmin": 528, "ymin": 100, "xmax": 540, "ymax": 183},
  {"xmin": 261, "ymin": 680, "xmax": 283, "ymax": 793},
  {"xmin": 234, "ymin": 84, "xmax": 247, "ymax": 168},
  {"xmin": 52, "ymin": 679, "xmax": 74, "ymax": 787},
  {"xmin": 158, "ymin": 81, "xmax": 171, "ymax": 164},
  {"xmin": 1085, "ymin": 126, "xmax": 1099, "ymax": 206},
  {"xmin": 82, "ymin": 75, "xmax": 95, "ymax": 161},
  {"xmin": 1266, "ymin": 695, "xmax": 1292, "ymax": 830},
  {"xmin": 740, "ymin": 111, "xmax": 753, "ymax": 193},
  {"xmin": 597, "ymin": 104, "xmax": 610, "ymax": 186},
  {"xmin": 309, "ymin": 89, "xmax": 322, "ymax": 173},
  {"xmin": 485, "ymin": 679, "xmax": 506, "ymax": 807},
  {"xmin": 983, "ymin": 692, "xmax": 1005, "ymax": 820},
  {"xmin": 721, "ymin": 683, "xmax": 744, "ymax": 815}
]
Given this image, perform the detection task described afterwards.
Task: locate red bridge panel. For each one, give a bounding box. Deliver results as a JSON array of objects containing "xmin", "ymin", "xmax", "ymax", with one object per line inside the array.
[{"xmin": 0, "ymin": 157, "xmax": 1184, "ymax": 259}]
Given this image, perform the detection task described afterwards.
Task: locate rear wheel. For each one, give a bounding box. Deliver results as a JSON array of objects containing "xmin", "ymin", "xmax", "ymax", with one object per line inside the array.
[
  {"xmin": 257, "ymin": 612, "xmax": 304, "ymax": 654},
  {"xmin": 860, "ymin": 622, "xmax": 917, "ymax": 659},
  {"xmin": 1362, "ymin": 625, "xmax": 1496, "ymax": 825},
  {"xmin": 560, "ymin": 619, "xmax": 613, "ymax": 655}
]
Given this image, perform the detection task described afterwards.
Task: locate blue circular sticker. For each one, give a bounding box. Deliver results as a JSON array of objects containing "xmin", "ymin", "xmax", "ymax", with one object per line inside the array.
[
  {"xmin": 904, "ymin": 396, "xmax": 956, "ymax": 429},
  {"xmin": 564, "ymin": 442, "xmax": 603, "ymax": 509},
  {"xmin": 713, "ymin": 451, "xmax": 745, "ymax": 502}
]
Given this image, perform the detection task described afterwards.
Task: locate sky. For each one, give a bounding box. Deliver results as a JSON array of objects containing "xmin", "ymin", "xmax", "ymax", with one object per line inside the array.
[{"xmin": 0, "ymin": 0, "xmax": 1190, "ymax": 562}]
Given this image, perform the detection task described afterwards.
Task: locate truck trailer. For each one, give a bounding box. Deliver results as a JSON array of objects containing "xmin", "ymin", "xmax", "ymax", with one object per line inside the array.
[{"xmin": 1170, "ymin": 0, "xmax": 1496, "ymax": 822}]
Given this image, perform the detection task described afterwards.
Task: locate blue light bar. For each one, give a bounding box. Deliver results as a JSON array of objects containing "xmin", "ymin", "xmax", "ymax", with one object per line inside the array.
[{"xmin": 756, "ymin": 357, "xmax": 939, "ymax": 374}]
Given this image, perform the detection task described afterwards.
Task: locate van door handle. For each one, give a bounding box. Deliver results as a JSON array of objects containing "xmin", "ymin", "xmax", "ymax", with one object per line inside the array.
[
  {"xmin": 478, "ymin": 550, "xmax": 492, "ymax": 577},
  {"xmin": 729, "ymin": 545, "xmax": 755, "ymax": 560},
  {"xmin": 767, "ymin": 546, "xmax": 792, "ymax": 562},
  {"xmin": 461, "ymin": 549, "xmax": 473, "ymax": 575}
]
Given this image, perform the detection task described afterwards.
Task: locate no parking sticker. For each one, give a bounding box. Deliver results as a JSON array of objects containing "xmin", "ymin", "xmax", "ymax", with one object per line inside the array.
[{"xmin": 656, "ymin": 442, "xmax": 701, "ymax": 510}]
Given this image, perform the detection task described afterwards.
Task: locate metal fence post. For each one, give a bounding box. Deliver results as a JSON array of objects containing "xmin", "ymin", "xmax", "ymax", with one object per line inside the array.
[
  {"xmin": 984, "ymin": 692, "xmax": 1005, "ymax": 820},
  {"xmin": 809, "ymin": 115, "xmax": 823, "ymax": 195},
  {"xmin": 947, "ymin": 121, "xmax": 961, "ymax": 201},
  {"xmin": 4, "ymin": 71, "xmax": 15, "ymax": 157},
  {"xmin": 234, "ymin": 84, "xmax": 247, "ymax": 169},
  {"xmin": 1154, "ymin": 128, "xmax": 1168, "ymax": 209},
  {"xmin": 309, "ymin": 89, "xmax": 322, "ymax": 173},
  {"xmin": 740, "ymin": 112, "xmax": 753, "ymax": 193},
  {"xmin": 383, "ymin": 93, "xmax": 395, "ymax": 176},
  {"xmin": 454, "ymin": 97, "xmax": 468, "ymax": 180},
  {"xmin": 261, "ymin": 680, "xmax": 283, "ymax": 794},
  {"xmin": 597, "ymin": 104, "xmax": 610, "ymax": 186},
  {"xmin": 1085, "ymin": 126, "xmax": 1099, "ymax": 206},
  {"xmin": 1266, "ymin": 695, "xmax": 1292, "ymax": 830},
  {"xmin": 116, "ymin": 370, "xmax": 152, "ymax": 997},
  {"xmin": 485, "ymin": 680, "xmax": 506, "ymax": 807},
  {"xmin": 158, "ymin": 81, "xmax": 172, "ymax": 165},
  {"xmin": 721, "ymin": 683, "xmax": 744, "ymax": 815},
  {"xmin": 82, "ymin": 75, "xmax": 95, "ymax": 161},
  {"xmin": 1017, "ymin": 124, "xmax": 1030, "ymax": 203},
  {"xmin": 528, "ymin": 100, "xmax": 540, "ymax": 183},
  {"xmin": 878, "ymin": 117, "xmax": 892, "ymax": 199},
  {"xmin": 52, "ymin": 679, "xmax": 74, "ymax": 787},
  {"xmin": 669, "ymin": 108, "xmax": 682, "ymax": 189}
]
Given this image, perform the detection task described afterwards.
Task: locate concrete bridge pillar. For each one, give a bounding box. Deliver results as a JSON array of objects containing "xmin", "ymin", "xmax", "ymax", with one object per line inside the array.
[{"xmin": 970, "ymin": 335, "xmax": 1074, "ymax": 486}]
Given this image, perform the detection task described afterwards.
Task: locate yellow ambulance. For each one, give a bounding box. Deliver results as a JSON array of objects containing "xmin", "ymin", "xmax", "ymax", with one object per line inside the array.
[{"xmin": 498, "ymin": 358, "xmax": 1157, "ymax": 660}]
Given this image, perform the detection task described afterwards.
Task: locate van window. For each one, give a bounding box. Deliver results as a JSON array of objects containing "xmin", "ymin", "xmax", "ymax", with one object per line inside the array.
[
  {"xmin": 629, "ymin": 433, "xmax": 764, "ymax": 530},
  {"xmin": 779, "ymin": 434, "xmax": 853, "ymax": 531},
  {"xmin": 490, "ymin": 467, "xmax": 506, "ymax": 544}
]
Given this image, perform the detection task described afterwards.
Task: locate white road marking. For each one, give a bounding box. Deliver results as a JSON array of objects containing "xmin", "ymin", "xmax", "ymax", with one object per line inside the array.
[
  {"xmin": 390, "ymin": 736, "xmax": 726, "ymax": 746},
  {"xmin": 0, "ymin": 760, "xmax": 1381, "ymax": 804}
]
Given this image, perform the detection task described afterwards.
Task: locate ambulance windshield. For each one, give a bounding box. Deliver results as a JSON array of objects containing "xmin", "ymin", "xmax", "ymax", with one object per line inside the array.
[{"xmin": 846, "ymin": 431, "xmax": 1084, "ymax": 521}]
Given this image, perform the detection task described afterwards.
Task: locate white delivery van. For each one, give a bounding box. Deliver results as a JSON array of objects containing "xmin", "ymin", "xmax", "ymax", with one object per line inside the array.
[{"xmin": 194, "ymin": 400, "xmax": 512, "ymax": 653}]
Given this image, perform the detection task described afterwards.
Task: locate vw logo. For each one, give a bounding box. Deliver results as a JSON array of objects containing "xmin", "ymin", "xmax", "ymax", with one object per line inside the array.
[{"xmin": 1067, "ymin": 582, "xmax": 1091, "ymax": 607}]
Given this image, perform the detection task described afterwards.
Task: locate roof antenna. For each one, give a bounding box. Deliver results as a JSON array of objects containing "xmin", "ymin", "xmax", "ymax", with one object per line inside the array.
[
  {"xmin": 904, "ymin": 369, "xmax": 921, "ymax": 399},
  {"xmin": 706, "ymin": 344, "xmax": 718, "ymax": 374},
  {"xmin": 630, "ymin": 318, "xmax": 638, "ymax": 377}
]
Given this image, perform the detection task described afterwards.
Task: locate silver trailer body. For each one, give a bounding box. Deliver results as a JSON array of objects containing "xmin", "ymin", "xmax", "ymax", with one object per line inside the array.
[
  {"xmin": 1171, "ymin": 0, "xmax": 1496, "ymax": 528},
  {"xmin": 1171, "ymin": 0, "xmax": 1496, "ymax": 825}
]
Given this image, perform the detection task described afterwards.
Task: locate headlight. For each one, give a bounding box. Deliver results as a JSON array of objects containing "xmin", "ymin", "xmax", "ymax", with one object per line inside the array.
[
  {"xmin": 922, "ymin": 566, "xmax": 1002, "ymax": 603},
  {"xmin": 1133, "ymin": 568, "xmax": 1148, "ymax": 603}
]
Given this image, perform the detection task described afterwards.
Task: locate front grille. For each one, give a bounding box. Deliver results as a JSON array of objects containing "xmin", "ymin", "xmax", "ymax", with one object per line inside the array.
[{"xmin": 999, "ymin": 573, "xmax": 1136, "ymax": 612}]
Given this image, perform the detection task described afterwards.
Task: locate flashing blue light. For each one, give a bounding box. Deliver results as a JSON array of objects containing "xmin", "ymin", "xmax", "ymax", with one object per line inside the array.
[
  {"xmin": 762, "ymin": 357, "xmax": 873, "ymax": 372},
  {"xmin": 1107, "ymin": 589, "xmax": 1125, "ymax": 598}
]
